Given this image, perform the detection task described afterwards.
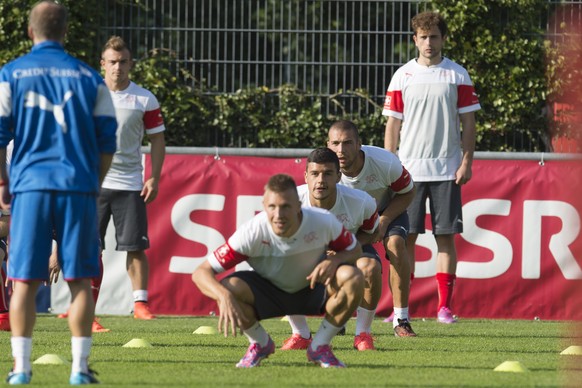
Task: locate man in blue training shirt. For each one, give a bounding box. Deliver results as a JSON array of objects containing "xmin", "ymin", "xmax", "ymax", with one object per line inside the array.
[{"xmin": 0, "ymin": 1, "xmax": 117, "ymax": 385}]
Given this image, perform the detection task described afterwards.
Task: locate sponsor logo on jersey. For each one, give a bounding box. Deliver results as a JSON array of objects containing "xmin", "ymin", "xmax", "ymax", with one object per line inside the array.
[
  {"xmin": 336, "ymin": 213, "xmax": 349, "ymax": 224},
  {"xmin": 304, "ymin": 231, "xmax": 318, "ymax": 243},
  {"xmin": 365, "ymin": 174, "xmax": 378, "ymax": 184},
  {"xmin": 24, "ymin": 90, "xmax": 74, "ymax": 133}
]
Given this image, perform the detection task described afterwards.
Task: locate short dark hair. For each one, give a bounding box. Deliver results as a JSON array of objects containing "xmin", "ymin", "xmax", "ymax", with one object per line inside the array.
[
  {"xmin": 29, "ymin": 1, "xmax": 68, "ymax": 41},
  {"xmin": 329, "ymin": 120, "xmax": 360, "ymax": 140},
  {"xmin": 411, "ymin": 11, "xmax": 447, "ymax": 37},
  {"xmin": 265, "ymin": 174, "xmax": 297, "ymax": 194},
  {"xmin": 102, "ymin": 36, "xmax": 131, "ymax": 56},
  {"xmin": 306, "ymin": 147, "xmax": 340, "ymax": 173}
]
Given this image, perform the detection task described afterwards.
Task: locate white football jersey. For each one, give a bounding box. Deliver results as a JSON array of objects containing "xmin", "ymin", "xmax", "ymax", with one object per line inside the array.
[
  {"xmin": 382, "ymin": 58, "xmax": 481, "ymax": 181},
  {"xmin": 210, "ymin": 207, "xmax": 357, "ymax": 293},
  {"xmin": 102, "ymin": 81, "xmax": 165, "ymax": 191},
  {"xmin": 339, "ymin": 145, "xmax": 414, "ymax": 211},
  {"xmin": 297, "ymin": 183, "xmax": 378, "ymax": 235}
]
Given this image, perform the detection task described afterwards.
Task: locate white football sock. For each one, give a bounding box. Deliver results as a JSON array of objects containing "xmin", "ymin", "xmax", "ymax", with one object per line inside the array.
[
  {"xmin": 287, "ymin": 315, "xmax": 311, "ymax": 338},
  {"xmin": 133, "ymin": 290, "xmax": 148, "ymax": 303},
  {"xmin": 393, "ymin": 307, "xmax": 409, "ymax": 328},
  {"xmin": 310, "ymin": 319, "xmax": 342, "ymax": 350},
  {"xmin": 242, "ymin": 321, "xmax": 270, "ymax": 347},
  {"xmin": 71, "ymin": 336, "xmax": 92, "ymax": 374},
  {"xmin": 355, "ymin": 306, "xmax": 376, "ymax": 335},
  {"xmin": 11, "ymin": 337, "xmax": 32, "ymax": 374}
]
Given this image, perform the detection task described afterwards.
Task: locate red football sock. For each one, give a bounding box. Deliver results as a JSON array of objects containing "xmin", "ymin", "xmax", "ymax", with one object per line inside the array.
[
  {"xmin": 91, "ymin": 254, "xmax": 104, "ymax": 305},
  {"xmin": 436, "ymin": 272, "xmax": 456, "ymax": 311}
]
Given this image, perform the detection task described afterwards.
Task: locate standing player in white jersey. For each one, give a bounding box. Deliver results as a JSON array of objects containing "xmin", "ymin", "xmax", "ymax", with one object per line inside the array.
[
  {"xmin": 384, "ymin": 11, "xmax": 480, "ymax": 323},
  {"xmin": 281, "ymin": 147, "xmax": 382, "ymax": 351},
  {"xmin": 327, "ymin": 120, "xmax": 417, "ymax": 337},
  {"xmin": 98, "ymin": 36, "xmax": 166, "ymax": 320},
  {"xmin": 192, "ymin": 174, "xmax": 364, "ymax": 368}
]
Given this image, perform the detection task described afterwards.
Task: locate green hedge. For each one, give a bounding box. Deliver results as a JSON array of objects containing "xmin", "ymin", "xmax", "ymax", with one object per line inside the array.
[{"xmin": 1, "ymin": 0, "xmax": 574, "ymax": 151}]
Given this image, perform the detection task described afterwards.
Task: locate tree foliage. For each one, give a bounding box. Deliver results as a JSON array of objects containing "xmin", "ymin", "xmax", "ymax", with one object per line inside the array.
[
  {"xmin": 430, "ymin": 0, "xmax": 552, "ymax": 151},
  {"xmin": 0, "ymin": 0, "xmax": 575, "ymax": 151},
  {"xmin": 0, "ymin": 0, "xmax": 104, "ymax": 68}
]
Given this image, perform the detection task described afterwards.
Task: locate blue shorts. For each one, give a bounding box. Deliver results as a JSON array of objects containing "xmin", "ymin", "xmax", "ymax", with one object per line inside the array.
[{"xmin": 9, "ymin": 191, "xmax": 100, "ymax": 281}]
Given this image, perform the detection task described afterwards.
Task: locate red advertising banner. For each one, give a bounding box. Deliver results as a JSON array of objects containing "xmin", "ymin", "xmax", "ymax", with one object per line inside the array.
[{"xmin": 145, "ymin": 154, "xmax": 582, "ymax": 320}]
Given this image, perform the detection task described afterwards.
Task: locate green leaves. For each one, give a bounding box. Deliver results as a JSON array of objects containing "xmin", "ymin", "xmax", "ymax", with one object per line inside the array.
[
  {"xmin": 0, "ymin": 0, "xmax": 570, "ymax": 151},
  {"xmin": 432, "ymin": 0, "xmax": 551, "ymax": 151}
]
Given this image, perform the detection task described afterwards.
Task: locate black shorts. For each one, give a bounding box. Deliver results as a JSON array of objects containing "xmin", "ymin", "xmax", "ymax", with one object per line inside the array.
[
  {"xmin": 408, "ymin": 180, "xmax": 463, "ymax": 235},
  {"xmin": 225, "ymin": 271, "xmax": 327, "ymax": 320},
  {"xmin": 98, "ymin": 189, "xmax": 149, "ymax": 251},
  {"xmin": 377, "ymin": 210, "xmax": 410, "ymax": 239},
  {"xmin": 361, "ymin": 243, "xmax": 382, "ymax": 264}
]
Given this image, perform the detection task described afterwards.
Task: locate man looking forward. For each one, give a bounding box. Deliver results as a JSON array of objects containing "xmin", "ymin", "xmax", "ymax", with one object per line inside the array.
[{"xmin": 384, "ymin": 11, "xmax": 480, "ymax": 323}]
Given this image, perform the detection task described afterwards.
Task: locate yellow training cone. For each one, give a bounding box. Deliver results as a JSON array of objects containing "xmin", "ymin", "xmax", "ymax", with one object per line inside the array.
[
  {"xmin": 561, "ymin": 345, "xmax": 582, "ymax": 355},
  {"xmin": 193, "ymin": 326, "xmax": 218, "ymax": 335},
  {"xmin": 122, "ymin": 338, "xmax": 153, "ymax": 348},
  {"xmin": 494, "ymin": 361, "xmax": 528, "ymax": 372},
  {"xmin": 280, "ymin": 316, "xmax": 289, "ymax": 321},
  {"xmin": 33, "ymin": 354, "xmax": 68, "ymax": 365}
]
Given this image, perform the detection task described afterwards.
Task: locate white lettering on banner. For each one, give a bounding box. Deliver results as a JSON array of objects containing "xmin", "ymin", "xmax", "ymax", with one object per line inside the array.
[
  {"xmin": 413, "ymin": 234, "xmax": 437, "ymax": 278},
  {"xmin": 235, "ymin": 196, "xmax": 264, "ymax": 271},
  {"xmin": 522, "ymin": 200, "xmax": 582, "ymax": 279},
  {"xmin": 236, "ymin": 196, "xmax": 264, "ymax": 227},
  {"xmin": 169, "ymin": 194, "xmax": 227, "ymax": 274},
  {"xmin": 168, "ymin": 194, "xmax": 264, "ymax": 274},
  {"xmin": 414, "ymin": 199, "xmax": 582, "ymax": 280},
  {"xmin": 165, "ymin": 192, "xmax": 582, "ymax": 279},
  {"xmin": 457, "ymin": 199, "xmax": 512, "ymax": 279}
]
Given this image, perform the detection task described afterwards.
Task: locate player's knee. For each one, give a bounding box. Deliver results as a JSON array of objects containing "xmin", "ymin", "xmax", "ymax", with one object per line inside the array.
[
  {"xmin": 385, "ymin": 237, "xmax": 407, "ymax": 262},
  {"xmin": 220, "ymin": 277, "xmax": 253, "ymax": 302},
  {"xmin": 356, "ymin": 258, "xmax": 381, "ymax": 284},
  {"xmin": 336, "ymin": 265, "xmax": 364, "ymax": 297}
]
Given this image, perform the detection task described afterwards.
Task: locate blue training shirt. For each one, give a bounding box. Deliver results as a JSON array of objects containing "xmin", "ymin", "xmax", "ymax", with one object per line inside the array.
[{"xmin": 0, "ymin": 41, "xmax": 117, "ymax": 194}]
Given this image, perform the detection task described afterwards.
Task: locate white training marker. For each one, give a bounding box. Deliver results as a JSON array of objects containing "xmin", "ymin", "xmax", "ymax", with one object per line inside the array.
[
  {"xmin": 493, "ymin": 361, "xmax": 528, "ymax": 373},
  {"xmin": 122, "ymin": 338, "xmax": 153, "ymax": 348},
  {"xmin": 33, "ymin": 354, "xmax": 68, "ymax": 365}
]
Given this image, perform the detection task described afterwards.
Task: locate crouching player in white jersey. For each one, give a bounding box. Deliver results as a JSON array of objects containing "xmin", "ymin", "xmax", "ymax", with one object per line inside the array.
[
  {"xmin": 192, "ymin": 174, "xmax": 364, "ymax": 368},
  {"xmin": 327, "ymin": 120, "xmax": 417, "ymax": 337},
  {"xmin": 281, "ymin": 147, "xmax": 381, "ymax": 351}
]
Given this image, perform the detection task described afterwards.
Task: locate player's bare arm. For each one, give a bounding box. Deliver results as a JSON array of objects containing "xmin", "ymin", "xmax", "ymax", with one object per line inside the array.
[
  {"xmin": 307, "ymin": 242, "xmax": 362, "ymax": 288},
  {"xmin": 48, "ymin": 245, "xmax": 60, "ymax": 285},
  {"xmin": 456, "ymin": 111, "xmax": 477, "ymax": 185},
  {"xmin": 0, "ymin": 148, "xmax": 10, "ymax": 210},
  {"xmin": 192, "ymin": 261, "xmax": 250, "ymax": 337},
  {"xmin": 0, "ymin": 214, "xmax": 9, "ymax": 239},
  {"xmin": 384, "ymin": 116, "xmax": 402, "ymax": 153},
  {"xmin": 142, "ymin": 131, "xmax": 166, "ymax": 203},
  {"xmin": 373, "ymin": 185, "xmax": 416, "ymax": 243},
  {"xmin": 355, "ymin": 229, "xmax": 376, "ymax": 246},
  {"xmin": 99, "ymin": 153, "xmax": 114, "ymax": 185}
]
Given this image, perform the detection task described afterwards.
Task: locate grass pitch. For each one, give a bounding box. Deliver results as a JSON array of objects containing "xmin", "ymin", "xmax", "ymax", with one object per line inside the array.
[{"xmin": 0, "ymin": 315, "xmax": 580, "ymax": 387}]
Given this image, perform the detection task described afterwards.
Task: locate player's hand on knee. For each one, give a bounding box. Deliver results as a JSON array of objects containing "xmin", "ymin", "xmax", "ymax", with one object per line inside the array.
[
  {"xmin": 307, "ymin": 259, "xmax": 336, "ymax": 288},
  {"xmin": 217, "ymin": 295, "xmax": 248, "ymax": 337}
]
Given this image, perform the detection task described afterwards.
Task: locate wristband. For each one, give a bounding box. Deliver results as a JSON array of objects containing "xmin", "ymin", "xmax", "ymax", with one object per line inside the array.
[{"xmin": 0, "ymin": 180, "xmax": 7, "ymax": 187}]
